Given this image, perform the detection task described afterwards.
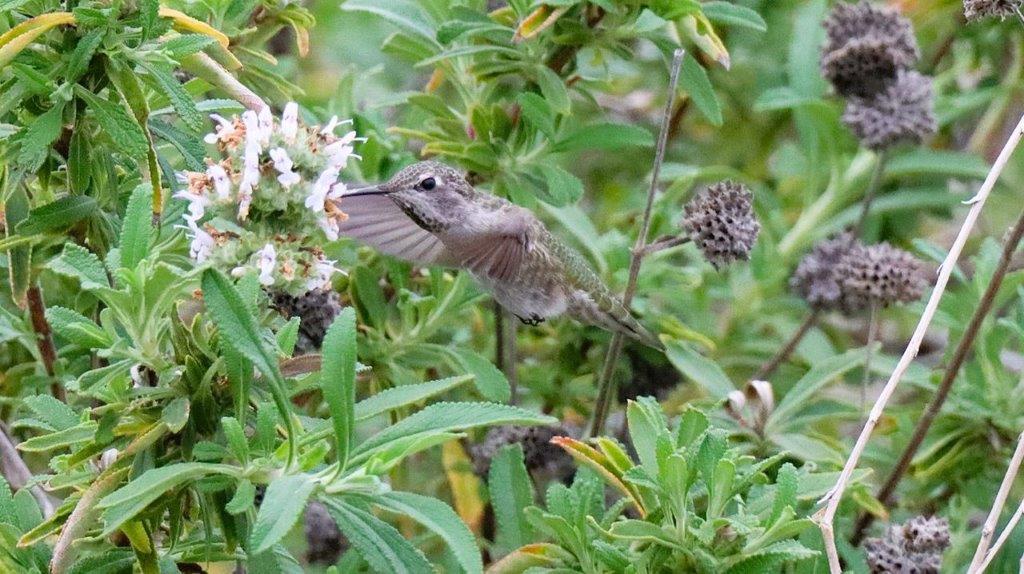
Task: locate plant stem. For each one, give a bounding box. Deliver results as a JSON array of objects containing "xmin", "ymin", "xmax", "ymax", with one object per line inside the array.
[
  {"xmin": 754, "ymin": 309, "xmax": 821, "ymax": 382},
  {"xmin": 967, "ymin": 430, "xmax": 1024, "ymax": 573},
  {"xmin": 179, "ymin": 52, "xmax": 267, "ymax": 112},
  {"xmin": 587, "ymin": 48, "xmax": 684, "ymax": 438},
  {"xmin": 494, "ymin": 302, "xmax": 518, "ymax": 404},
  {"xmin": 814, "ymin": 111, "xmax": 1024, "ymax": 574},
  {"xmin": 860, "ymin": 301, "xmax": 879, "ymax": 413},
  {"xmin": 639, "ymin": 235, "xmax": 691, "ymax": 257},
  {"xmin": 851, "ymin": 206, "xmax": 1024, "ymax": 544},
  {"xmin": 26, "ymin": 284, "xmax": 63, "ymax": 401},
  {"xmin": 0, "ymin": 423, "xmax": 57, "ymax": 518},
  {"xmin": 853, "ymin": 149, "xmax": 888, "ymax": 239},
  {"xmin": 976, "ymin": 496, "xmax": 1024, "ymax": 573}
]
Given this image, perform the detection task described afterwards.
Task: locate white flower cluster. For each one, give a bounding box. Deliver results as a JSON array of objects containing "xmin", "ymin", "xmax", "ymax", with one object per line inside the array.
[{"xmin": 177, "ymin": 102, "xmax": 364, "ymax": 296}]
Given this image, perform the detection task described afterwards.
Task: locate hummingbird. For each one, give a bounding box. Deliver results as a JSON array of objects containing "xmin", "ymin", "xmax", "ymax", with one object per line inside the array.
[{"xmin": 334, "ymin": 161, "xmax": 664, "ymax": 350}]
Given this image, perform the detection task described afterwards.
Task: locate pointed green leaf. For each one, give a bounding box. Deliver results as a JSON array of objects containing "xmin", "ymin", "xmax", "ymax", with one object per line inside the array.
[
  {"xmin": 323, "ymin": 497, "xmax": 432, "ymax": 574},
  {"xmin": 375, "ymin": 491, "xmax": 483, "ymax": 574},
  {"xmin": 320, "ymin": 307, "xmax": 357, "ymax": 470},
  {"xmin": 250, "ymin": 474, "xmax": 317, "ymax": 554},
  {"xmin": 119, "ymin": 183, "xmax": 152, "ymax": 268}
]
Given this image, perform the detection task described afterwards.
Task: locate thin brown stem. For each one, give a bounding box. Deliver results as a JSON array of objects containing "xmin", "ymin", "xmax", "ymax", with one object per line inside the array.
[
  {"xmin": 0, "ymin": 423, "xmax": 57, "ymax": 517},
  {"xmin": 754, "ymin": 309, "xmax": 821, "ymax": 382},
  {"xmin": 853, "ymin": 150, "xmax": 888, "ymax": 239},
  {"xmin": 639, "ymin": 235, "xmax": 691, "ymax": 257},
  {"xmin": 851, "ymin": 207, "xmax": 1024, "ymax": 544},
  {"xmin": 494, "ymin": 302, "xmax": 518, "ymax": 404},
  {"xmin": 587, "ymin": 48, "xmax": 684, "ymax": 438},
  {"xmin": 26, "ymin": 284, "xmax": 63, "ymax": 401},
  {"xmin": 861, "ymin": 301, "xmax": 879, "ymax": 413}
]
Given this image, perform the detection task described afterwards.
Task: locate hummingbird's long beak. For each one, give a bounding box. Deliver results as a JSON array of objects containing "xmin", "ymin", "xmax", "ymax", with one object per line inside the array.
[{"xmin": 341, "ymin": 184, "xmax": 388, "ymax": 197}]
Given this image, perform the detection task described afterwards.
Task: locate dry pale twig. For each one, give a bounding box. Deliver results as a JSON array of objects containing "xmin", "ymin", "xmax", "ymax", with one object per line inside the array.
[
  {"xmin": 814, "ymin": 112, "xmax": 1024, "ymax": 574},
  {"xmin": 0, "ymin": 423, "xmax": 57, "ymax": 518},
  {"xmin": 587, "ymin": 48, "xmax": 684, "ymax": 437},
  {"xmin": 968, "ymin": 430, "xmax": 1024, "ymax": 572},
  {"xmin": 975, "ymin": 496, "xmax": 1024, "ymax": 573}
]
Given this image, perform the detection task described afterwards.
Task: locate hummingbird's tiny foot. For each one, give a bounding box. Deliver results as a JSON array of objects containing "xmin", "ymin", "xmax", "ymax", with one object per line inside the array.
[{"xmin": 516, "ymin": 314, "xmax": 545, "ymax": 326}]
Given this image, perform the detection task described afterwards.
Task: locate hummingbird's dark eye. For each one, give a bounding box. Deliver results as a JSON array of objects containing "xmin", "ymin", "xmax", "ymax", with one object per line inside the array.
[{"xmin": 419, "ymin": 177, "xmax": 436, "ymax": 191}]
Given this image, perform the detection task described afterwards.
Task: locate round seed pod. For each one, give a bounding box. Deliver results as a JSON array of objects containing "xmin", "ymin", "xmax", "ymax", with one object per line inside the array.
[
  {"xmin": 834, "ymin": 241, "xmax": 927, "ymax": 311},
  {"xmin": 304, "ymin": 500, "xmax": 348, "ymax": 566},
  {"xmin": 681, "ymin": 181, "xmax": 760, "ymax": 269},
  {"xmin": 271, "ymin": 288, "xmax": 342, "ymax": 354},
  {"xmin": 842, "ymin": 70, "xmax": 937, "ymax": 151},
  {"xmin": 864, "ymin": 516, "xmax": 949, "ymax": 574},
  {"xmin": 790, "ymin": 232, "xmax": 858, "ymax": 310},
  {"xmin": 469, "ymin": 424, "xmax": 576, "ymax": 484},
  {"xmin": 821, "ymin": 1, "xmax": 919, "ymax": 97},
  {"xmin": 964, "ymin": 0, "xmax": 1024, "ymax": 21}
]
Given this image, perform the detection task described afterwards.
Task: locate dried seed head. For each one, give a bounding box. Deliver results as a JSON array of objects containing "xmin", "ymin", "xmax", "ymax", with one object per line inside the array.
[
  {"xmin": 821, "ymin": 1, "xmax": 919, "ymax": 97},
  {"xmin": 864, "ymin": 516, "xmax": 949, "ymax": 574},
  {"xmin": 469, "ymin": 425, "xmax": 576, "ymax": 483},
  {"xmin": 304, "ymin": 500, "xmax": 348, "ymax": 565},
  {"xmin": 682, "ymin": 181, "xmax": 760, "ymax": 269},
  {"xmin": 791, "ymin": 232, "xmax": 858, "ymax": 310},
  {"xmin": 271, "ymin": 288, "xmax": 342, "ymax": 354},
  {"xmin": 964, "ymin": 0, "xmax": 1023, "ymax": 21},
  {"xmin": 834, "ymin": 241, "xmax": 927, "ymax": 311},
  {"xmin": 842, "ymin": 70, "xmax": 937, "ymax": 150}
]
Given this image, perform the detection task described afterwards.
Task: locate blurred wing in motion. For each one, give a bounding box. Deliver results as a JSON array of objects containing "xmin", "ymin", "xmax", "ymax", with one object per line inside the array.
[{"xmin": 334, "ymin": 194, "xmax": 447, "ymax": 266}]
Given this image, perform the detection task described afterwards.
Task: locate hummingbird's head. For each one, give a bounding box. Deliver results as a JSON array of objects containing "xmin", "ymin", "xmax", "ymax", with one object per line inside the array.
[{"xmin": 347, "ymin": 161, "xmax": 474, "ymax": 231}]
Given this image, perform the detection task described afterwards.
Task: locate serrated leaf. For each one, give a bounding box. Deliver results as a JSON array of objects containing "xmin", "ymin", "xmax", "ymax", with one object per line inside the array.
[
  {"xmin": 324, "ymin": 497, "xmax": 433, "ymax": 574},
  {"xmin": 17, "ymin": 195, "xmax": 96, "ymax": 236},
  {"xmin": 97, "ymin": 463, "xmax": 231, "ymax": 535},
  {"xmin": 536, "ymin": 65, "xmax": 570, "ymax": 115},
  {"xmin": 355, "ymin": 375, "xmax": 474, "ymax": 421},
  {"xmin": 553, "ymin": 123, "xmax": 653, "ymax": 153},
  {"xmin": 375, "ymin": 491, "xmax": 484, "ymax": 574},
  {"xmin": 139, "ymin": 61, "xmax": 203, "ymax": 132},
  {"xmin": 353, "ymin": 402, "xmax": 556, "ymax": 461},
  {"xmin": 49, "ymin": 243, "xmax": 108, "ymax": 290},
  {"xmin": 451, "ymin": 348, "xmax": 510, "ymax": 402},
  {"xmin": 65, "ymin": 28, "xmax": 105, "ymax": 81},
  {"xmin": 250, "ymin": 474, "xmax": 317, "ymax": 554},
  {"xmin": 23, "ymin": 394, "xmax": 78, "ymax": 430},
  {"xmin": 226, "ymin": 479, "xmax": 255, "ymax": 515},
  {"xmin": 17, "ymin": 422, "xmax": 96, "ymax": 452},
  {"xmin": 320, "ymin": 307, "xmax": 356, "ymax": 470},
  {"xmin": 68, "ymin": 126, "xmax": 92, "ymax": 193},
  {"xmin": 160, "ymin": 33, "xmax": 217, "ymax": 58},
  {"xmin": 16, "ymin": 102, "xmax": 64, "ymax": 171},
  {"xmin": 489, "ymin": 444, "xmax": 534, "ymax": 556},
  {"xmin": 5, "ymin": 186, "xmax": 30, "ymax": 307},
  {"xmin": 516, "ymin": 92, "xmax": 555, "ymax": 136},
  {"xmin": 74, "ymin": 86, "xmax": 149, "ymax": 158},
  {"xmin": 119, "ymin": 183, "xmax": 152, "ymax": 269},
  {"xmin": 537, "ymin": 163, "xmax": 584, "ymax": 206},
  {"xmin": 46, "ymin": 306, "xmax": 110, "ymax": 348},
  {"xmin": 149, "ymin": 119, "xmax": 205, "ymax": 171}
]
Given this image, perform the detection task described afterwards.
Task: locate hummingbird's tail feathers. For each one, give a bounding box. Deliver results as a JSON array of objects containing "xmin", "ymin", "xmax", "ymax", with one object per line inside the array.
[{"xmin": 567, "ymin": 292, "xmax": 665, "ymax": 352}]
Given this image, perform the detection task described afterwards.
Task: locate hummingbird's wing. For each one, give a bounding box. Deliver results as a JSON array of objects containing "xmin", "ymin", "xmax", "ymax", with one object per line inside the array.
[
  {"xmin": 334, "ymin": 194, "xmax": 447, "ymax": 265},
  {"xmin": 446, "ymin": 209, "xmax": 533, "ymax": 283}
]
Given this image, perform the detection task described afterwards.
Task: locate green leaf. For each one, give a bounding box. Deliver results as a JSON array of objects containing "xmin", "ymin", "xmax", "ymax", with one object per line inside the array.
[
  {"xmin": 74, "ymin": 86, "xmax": 149, "ymax": 158},
  {"xmin": 65, "ymin": 28, "xmax": 105, "ymax": 81},
  {"xmin": 770, "ymin": 463, "xmax": 798, "ymax": 523},
  {"xmin": 375, "ymin": 491, "xmax": 484, "ymax": 574},
  {"xmin": 536, "ymin": 66, "xmax": 571, "ymax": 115},
  {"xmin": 537, "ymin": 163, "xmax": 584, "ymax": 207},
  {"xmin": 885, "ymin": 149, "xmax": 990, "ymax": 180},
  {"xmin": 324, "ymin": 497, "xmax": 432, "ymax": 574},
  {"xmin": 664, "ymin": 340, "xmax": 734, "ymax": 399},
  {"xmin": 702, "ymin": 1, "xmax": 767, "ymax": 32},
  {"xmin": 626, "ymin": 397, "xmax": 669, "ymax": 475},
  {"xmin": 451, "ymin": 348, "xmax": 510, "ymax": 402},
  {"xmin": 201, "ymin": 269, "xmax": 296, "ymax": 466},
  {"xmin": 160, "ymin": 34, "xmax": 217, "ymax": 58},
  {"xmin": 725, "ymin": 540, "xmax": 817, "ymax": 573},
  {"xmin": 320, "ymin": 307, "xmax": 357, "ymax": 470},
  {"xmin": 353, "ymin": 402, "xmax": 556, "ymax": 461},
  {"xmin": 23, "ymin": 394, "xmax": 78, "ymax": 431},
  {"xmin": 16, "ymin": 102, "xmax": 64, "ymax": 171},
  {"xmin": 149, "ymin": 119, "xmax": 205, "ymax": 171},
  {"xmin": 488, "ymin": 445, "xmax": 534, "ymax": 556},
  {"xmin": 250, "ymin": 474, "xmax": 317, "ymax": 554},
  {"xmin": 17, "ymin": 422, "xmax": 97, "ymax": 452},
  {"xmin": 226, "ymin": 479, "xmax": 256, "ymax": 515},
  {"xmin": 68, "ymin": 126, "xmax": 92, "ymax": 193},
  {"xmin": 119, "ymin": 183, "xmax": 152, "ymax": 268},
  {"xmin": 681, "ymin": 53, "xmax": 722, "ymax": 126},
  {"xmin": 354, "ymin": 375, "xmax": 475, "ymax": 421},
  {"xmin": 768, "ymin": 347, "xmax": 866, "ymax": 426},
  {"xmin": 17, "ymin": 195, "xmax": 96, "ymax": 236},
  {"xmin": 516, "ymin": 92, "xmax": 555, "ymax": 137},
  {"xmin": 276, "ymin": 317, "xmax": 300, "ymax": 356},
  {"xmin": 98, "ymin": 463, "xmax": 231, "ymax": 535},
  {"xmin": 553, "ymin": 123, "xmax": 653, "ymax": 153},
  {"xmin": 161, "ymin": 397, "xmax": 190, "ymax": 433},
  {"xmin": 340, "ymin": 0, "xmax": 438, "ymax": 42},
  {"xmin": 221, "ymin": 416, "xmax": 249, "ymax": 463},
  {"xmin": 46, "ymin": 306, "xmax": 111, "ymax": 349},
  {"xmin": 139, "ymin": 61, "xmax": 204, "ymax": 132},
  {"xmin": 5, "ymin": 187, "xmax": 31, "ymax": 307},
  {"xmin": 49, "ymin": 243, "xmax": 108, "ymax": 290}
]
